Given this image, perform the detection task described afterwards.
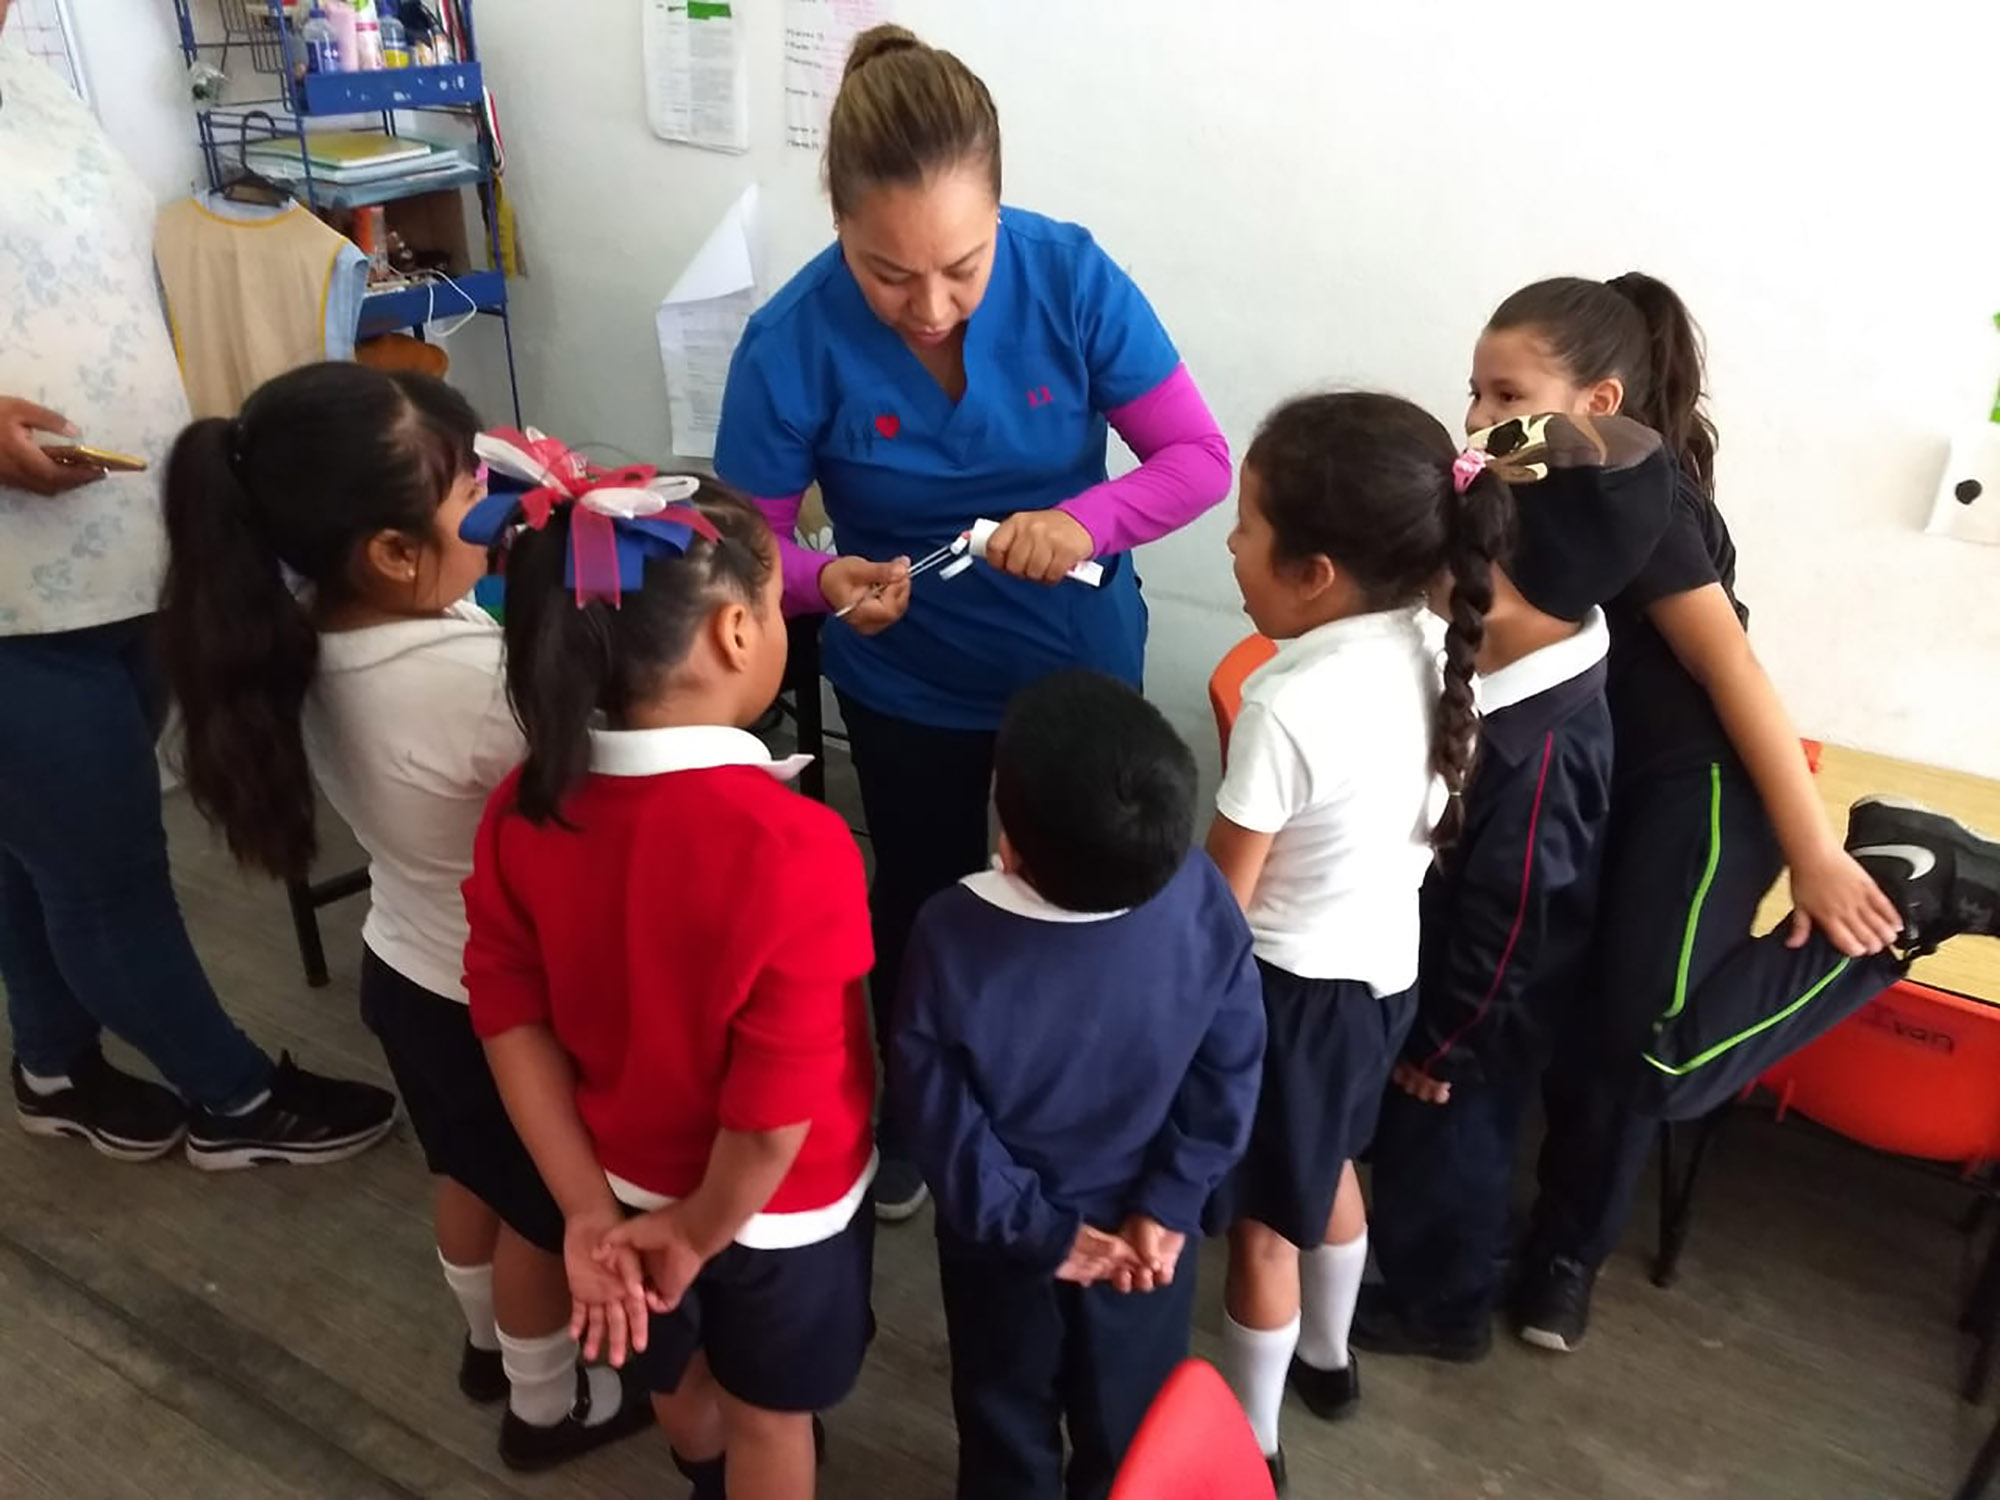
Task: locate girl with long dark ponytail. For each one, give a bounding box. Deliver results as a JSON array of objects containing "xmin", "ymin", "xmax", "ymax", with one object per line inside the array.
[
  {"xmin": 1465, "ymin": 277, "xmax": 1909, "ymax": 1355},
  {"xmin": 1200, "ymin": 391, "xmax": 1508, "ymax": 1473},
  {"xmin": 159, "ymin": 363, "xmax": 654, "ymax": 1469}
]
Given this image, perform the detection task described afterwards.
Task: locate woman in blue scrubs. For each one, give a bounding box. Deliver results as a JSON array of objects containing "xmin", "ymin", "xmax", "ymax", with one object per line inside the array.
[{"xmin": 715, "ymin": 24, "xmax": 1232, "ymax": 1220}]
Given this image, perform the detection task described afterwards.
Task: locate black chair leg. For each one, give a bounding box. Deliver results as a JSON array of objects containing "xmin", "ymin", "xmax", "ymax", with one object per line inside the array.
[
  {"xmin": 285, "ymin": 875, "xmax": 330, "ymax": 989},
  {"xmin": 1954, "ymin": 1405, "xmax": 2000, "ymax": 1500},
  {"xmin": 1963, "ymin": 1217, "xmax": 2000, "ymax": 1401},
  {"xmin": 1653, "ymin": 1109, "xmax": 1729, "ymax": 1289}
]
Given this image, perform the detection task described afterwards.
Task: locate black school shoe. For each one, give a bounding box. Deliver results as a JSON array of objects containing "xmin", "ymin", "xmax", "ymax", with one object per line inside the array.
[
  {"xmin": 873, "ymin": 1155, "xmax": 930, "ymax": 1222},
  {"xmin": 13, "ymin": 1049, "xmax": 187, "ymax": 1161},
  {"xmin": 184, "ymin": 1052, "xmax": 397, "ymax": 1171},
  {"xmin": 1349, "ymin": 1284, "xmax": 1492, "ymax": 1363},
  {"xmin": 1846, "ymin": 797, "xmax": 2000, "ymax": 956},
  {"xmin": 1287, "ymin": 1351, "xmax": 1360, "ymax": 1421},
  {"xmin": 1265, "ymin": 1446, "xmax": 1289, "ymax": 1497},
  {"xmin": 1514, "ymin": 1255, "xmax": 1596, "ymax": 1354},
  {"xmin": 499, "ymin": 1363, "xmax": 656, "ymax": 1472},
  {"xmin": 459, "ymin": 1340, "xmax": 508, "ymax": 1404}
]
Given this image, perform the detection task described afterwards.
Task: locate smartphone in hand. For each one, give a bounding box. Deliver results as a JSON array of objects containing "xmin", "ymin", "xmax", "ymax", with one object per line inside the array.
[{"xmin": 40, "ymin": 443, "xmax": 148, "ymax": 473}]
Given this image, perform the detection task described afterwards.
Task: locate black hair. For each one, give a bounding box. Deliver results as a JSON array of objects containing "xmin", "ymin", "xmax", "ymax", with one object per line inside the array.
[
  {"xmin": 501, "ymin": 486, "xmax": 776, "ymax": 824},
  {"xmin": 992, "ymin": 670, "xmax": 1197, "ymax": 913},
  {"xmin": 158, "ymin": 362, "xmax": 479, "ymax": 878},
  {"xmin": 1488, "ymin": 272, "xmax": 1718, "ymax": 497},
  {"xmin": 1243, "ymin": 392, "xmax": 1513, "ymax": 849}
]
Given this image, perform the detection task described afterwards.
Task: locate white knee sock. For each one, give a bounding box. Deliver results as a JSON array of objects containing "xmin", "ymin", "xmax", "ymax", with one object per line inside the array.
[
  {"xmin": 1296, "ymin": 1230, "xmax": 1368, "ymax": 1371},
  {"xmin": 437, "ymin": 1251, "xmax": 499, "ymax": 1352},
  {"xmin": 1219, "ymin": 1311, "xmax": 1299, "ymax": 1458},
  {"xmin": 497, "ymin": 1327, "xmax": 623, "ymax": 1429}
]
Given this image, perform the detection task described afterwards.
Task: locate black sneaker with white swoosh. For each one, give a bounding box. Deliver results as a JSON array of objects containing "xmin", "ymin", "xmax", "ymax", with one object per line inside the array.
[{"xmin": 1845, "ymin": 797, "xmax": 2000, "ymax": 956}]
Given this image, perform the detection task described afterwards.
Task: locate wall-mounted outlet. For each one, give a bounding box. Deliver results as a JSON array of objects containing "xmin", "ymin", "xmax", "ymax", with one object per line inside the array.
[{"xmin": 1926, "ymin": 425, "xmax": 2000, "ymax": 546}]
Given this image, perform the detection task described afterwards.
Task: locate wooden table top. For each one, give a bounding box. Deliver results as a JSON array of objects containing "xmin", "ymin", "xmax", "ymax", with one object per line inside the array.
[{"xmin": 1755, "ymin": 744, "xmax": 2000, "ymax": 1001}]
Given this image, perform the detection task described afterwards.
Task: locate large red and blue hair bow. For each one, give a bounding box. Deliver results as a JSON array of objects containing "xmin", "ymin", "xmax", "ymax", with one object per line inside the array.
[{"xmin": 459, "ymin": 427, "xmax": 719, "ymax": 608}]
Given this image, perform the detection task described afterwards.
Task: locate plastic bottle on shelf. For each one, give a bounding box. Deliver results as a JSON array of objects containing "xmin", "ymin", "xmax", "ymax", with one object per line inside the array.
[
  {"xmin": 351, "ymin": 0, "xmax": 385, "ymax": 71},
  {"xmin": 325, "ymin": 0, "xmax": 359, "ymax": 73},
  {"xmin": 378, "ymin": 12, "xmax": 409, "ymax": 68},
  {"xmin": 299, "ymin": 1, "xmax": 342, "ymax": 75}
]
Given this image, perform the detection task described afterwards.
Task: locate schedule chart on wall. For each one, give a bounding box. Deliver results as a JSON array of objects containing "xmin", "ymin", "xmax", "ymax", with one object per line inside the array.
[{"xmin": 14, "ymin": 0, "xmax": 88, "ymax": 106}]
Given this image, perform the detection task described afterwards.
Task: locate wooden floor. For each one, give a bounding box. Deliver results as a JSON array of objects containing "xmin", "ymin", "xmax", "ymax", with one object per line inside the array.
[{"xmin": 1, "ymin": 784, "xmax": 1994, "ymax": 1498}]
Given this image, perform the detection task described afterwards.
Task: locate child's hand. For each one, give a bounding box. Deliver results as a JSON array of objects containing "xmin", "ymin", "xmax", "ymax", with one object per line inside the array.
[
  {"xmin": 1121, "ymin": 1216, "xmax": 1188, "ymax": 1288},
  {"xmin": 599, "ymin": 1205, "xmax": 709, "ymax": 1314},
  {"xmin": 1785, "ymin": 846, "xmax": 1905, "ymax": 957},
  {"xmin": 563, "ymin": 1206, "xmax": 652, "ymax": 1367},
  {"xmin": 1056, "ymin": 1225, "xmax": 1146, "ymax": 1288},
  {"xmin": 1392, "ymin": 1062, "xmax": 1451, "ymax": 1106}
]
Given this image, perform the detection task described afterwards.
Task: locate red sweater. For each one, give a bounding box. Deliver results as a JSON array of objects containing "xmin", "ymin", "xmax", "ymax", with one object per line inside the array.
[{"xmin": 465, "ymin": 751, "xmax": 875, "ymax": 1217}]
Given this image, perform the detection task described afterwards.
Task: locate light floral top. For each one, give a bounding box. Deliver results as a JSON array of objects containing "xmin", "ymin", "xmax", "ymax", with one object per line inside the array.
[{"xmin": 0, "ymin": 27, "xmax": 190, "ymax": 636}]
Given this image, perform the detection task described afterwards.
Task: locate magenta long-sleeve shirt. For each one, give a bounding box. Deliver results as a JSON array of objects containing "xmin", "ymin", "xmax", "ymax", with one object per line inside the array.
[{"xmin": 758, "ymin": 362, "xmax": 1229, "ymax": 616}]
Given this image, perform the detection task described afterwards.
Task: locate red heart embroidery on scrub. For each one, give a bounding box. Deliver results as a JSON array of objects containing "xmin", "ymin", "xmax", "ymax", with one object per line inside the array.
[{"xmin": 875, "ymin": 414, "xmax": 900, "ymax": 439}]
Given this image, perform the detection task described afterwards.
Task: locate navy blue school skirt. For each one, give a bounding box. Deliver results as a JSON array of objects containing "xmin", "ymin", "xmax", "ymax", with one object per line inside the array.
[{"xmin": 1205, "ymin": 959, "xmax": 1417, "ymax": 1249}]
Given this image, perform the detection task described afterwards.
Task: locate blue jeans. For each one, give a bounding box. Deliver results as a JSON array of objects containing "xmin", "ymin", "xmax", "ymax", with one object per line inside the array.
[{"xmin": 0, "ymin": 617, "xmax": 271, "ymax": 1110}]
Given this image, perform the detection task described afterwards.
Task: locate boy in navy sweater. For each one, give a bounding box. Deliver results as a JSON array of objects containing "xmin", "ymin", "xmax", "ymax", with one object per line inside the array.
[{"xmin": 892, "ymin": 670, "xmax": 1266, "ymax": 1500}]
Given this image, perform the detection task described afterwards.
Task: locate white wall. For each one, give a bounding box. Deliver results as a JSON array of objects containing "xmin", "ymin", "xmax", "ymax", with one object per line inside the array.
[
  {"xmin": 71, "ymin": 0, "xmax": 203, "ymax": 202},
  {"xmin": 105, "ymin": 0, "xmax": 2000, "ymax": 777}
]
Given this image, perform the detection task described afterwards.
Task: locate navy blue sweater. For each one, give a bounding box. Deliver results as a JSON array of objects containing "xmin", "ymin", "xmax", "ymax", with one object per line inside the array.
[{"xmin": 891, "ymin": 854, "xmax": 1265, "ymax": 1270}]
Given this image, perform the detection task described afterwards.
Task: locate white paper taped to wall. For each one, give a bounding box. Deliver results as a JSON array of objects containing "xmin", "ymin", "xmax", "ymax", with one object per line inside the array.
[
  {"xmin": 1925, "ymin": 425, "xmax": 2000, "ymax": 547},
  {"xmin": 642, "ymin": 0, "xmax": 750, "ymax": 154},
  {"xmin": 656, "ymin": 185, "xmax": 759, "ymax": 460},
  {"xmin": 782, "ymin": 0, "xmax": 886, "ymax": 151}
]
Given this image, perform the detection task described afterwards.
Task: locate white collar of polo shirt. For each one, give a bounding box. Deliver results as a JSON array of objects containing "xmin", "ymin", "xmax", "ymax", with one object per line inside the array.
[
  {"xmin": 960, "ymin": 865, "xmax": 1129, "ymax": 925},
  {"xmin": 587, "ymin": 723, "xmax": 813, "ymax": 782},
  {"xmin": 1475, "ymin": 606, "xmax": 1610, "ymax": 714}
]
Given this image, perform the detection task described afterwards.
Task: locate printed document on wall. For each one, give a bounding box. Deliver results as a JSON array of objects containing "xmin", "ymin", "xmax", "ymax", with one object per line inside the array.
[
  {"xmin": 656, "ymin": 186, "xmax": 760, "ymax": 460},
  {"xmin": 783, "ymin": 0, "xmax": 886, "ymax": 150},
  {"xmin": 643, "ymin": 0, "xmax": 750, "ymax": 153}
]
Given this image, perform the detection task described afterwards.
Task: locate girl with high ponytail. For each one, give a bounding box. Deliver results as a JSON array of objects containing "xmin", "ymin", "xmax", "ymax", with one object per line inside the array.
[
  {"xmin": 158, "ymin": 363, "xmax": 654, "ymax": 1470},
  {"xmin": 1464, "ymin": 275, "xmax": 1909, "ymax": 1356},
  {"xmin": 1199, "ymin": 391, "xmax": 1508, "ymax": 1480}
]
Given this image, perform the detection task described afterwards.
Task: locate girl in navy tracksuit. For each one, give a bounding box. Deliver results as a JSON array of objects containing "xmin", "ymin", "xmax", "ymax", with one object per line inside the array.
[
  {"xmin": 1442, "ymin": 274, "xmax": 1943, "ymax": 1359},
  {"xmin": 1362, "ymin": 413, "xmax": 1675, "ymax": 1358}
]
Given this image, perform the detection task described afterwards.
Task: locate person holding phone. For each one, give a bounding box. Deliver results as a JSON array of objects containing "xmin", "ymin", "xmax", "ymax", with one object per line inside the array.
[
  {"xmin": 0, "ymin": 7, "xmax": 398, "ymax": 1167},
  {"xmin": 713, "ymin": 25, "xmax": 1232, "ymax": 1221}
]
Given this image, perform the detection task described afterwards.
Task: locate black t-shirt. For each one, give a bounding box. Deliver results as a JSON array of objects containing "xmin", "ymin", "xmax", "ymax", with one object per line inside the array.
[{"xmin": 1604, "ymin": 470, "xmax": 1750, "ymax": 783}]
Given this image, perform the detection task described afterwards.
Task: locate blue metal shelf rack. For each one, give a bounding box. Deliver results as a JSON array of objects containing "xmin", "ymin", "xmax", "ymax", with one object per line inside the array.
[{"xmin": 168, "ymin": 0, "xmax": 522, "ymax": 424}]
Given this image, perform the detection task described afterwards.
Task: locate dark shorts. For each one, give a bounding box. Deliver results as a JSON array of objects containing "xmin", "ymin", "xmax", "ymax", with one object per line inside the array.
[
  {"xmin": 357, "ymin": 947, "xmax": 565, "ymax": 1254},
  {"xmin": 1206, "ymin": 960, "xmax": 1418, "ymax": 1249},
  {"xmin": 636, "ymin": 1199, "xmax": 876, "ymax": 1413}
]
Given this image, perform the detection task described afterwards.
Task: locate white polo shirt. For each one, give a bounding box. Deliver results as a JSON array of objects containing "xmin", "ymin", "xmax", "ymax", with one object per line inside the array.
[
  {"xmin": 302, "ymin": 603, "xmax": 523, "ymax": 1002},
  {"xmin": 1215, "ymin": 605, "xmax": 1445, "ymax": 992}
]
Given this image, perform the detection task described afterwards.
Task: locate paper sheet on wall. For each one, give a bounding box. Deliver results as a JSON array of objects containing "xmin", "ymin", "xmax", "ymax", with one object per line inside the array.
[
  {"xmin": 642, "ymin": 0, "xmax": 750, "ymax": 154},
  {"xmin": 656, "ymin": 186, "xmax": 760, "ymax": 460},
  {"xmin": 783, "ymin": 0, "xmax": 887, "ymax": 150}
]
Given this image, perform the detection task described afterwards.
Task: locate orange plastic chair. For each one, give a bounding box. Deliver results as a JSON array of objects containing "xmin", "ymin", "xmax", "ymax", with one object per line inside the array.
[
  {"xmin": 1208, "ymin": 634, "xmax": 1276, "ymax": 762},
  {"xmin": 1757, "ymin": 980, "xmax": 2000, "ymax": 1167},
  {"xmin": 1108, "ymin": 1359, "xmax": 1276, "ymax": 1500}
]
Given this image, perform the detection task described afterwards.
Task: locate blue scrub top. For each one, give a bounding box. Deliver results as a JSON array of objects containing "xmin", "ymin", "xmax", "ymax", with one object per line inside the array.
[{"xmin": 714, "ymin": 207, "xmax": 1180, "ymax": 732}]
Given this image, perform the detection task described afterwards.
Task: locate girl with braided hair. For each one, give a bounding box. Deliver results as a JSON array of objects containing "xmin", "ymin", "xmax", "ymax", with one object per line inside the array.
[{"xmin": 1201, "ymin": 391, "xmax": 1508, "ymax": 1487}]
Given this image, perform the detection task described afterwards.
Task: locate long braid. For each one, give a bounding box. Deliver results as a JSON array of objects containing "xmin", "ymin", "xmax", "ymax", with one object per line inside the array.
[{"xmin": 1431, "ymin": 466, "xmax": 1513, "ymax": 850}]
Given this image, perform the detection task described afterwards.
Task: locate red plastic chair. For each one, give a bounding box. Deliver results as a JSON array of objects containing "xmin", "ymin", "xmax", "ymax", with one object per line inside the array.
[
  {"xmin": 1108, "ymin": 1360, "xmax": 1276, "ymax": 1500},
  {"xmin": 1208, "ymin": 634, "xmax": 1276, "ymax": 763}
]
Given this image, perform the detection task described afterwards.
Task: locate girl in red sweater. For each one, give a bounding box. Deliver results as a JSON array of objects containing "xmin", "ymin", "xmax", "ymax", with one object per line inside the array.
[{"xmin": 461, "ymin": 452, "xmax": 876, "ymax": 1500}]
